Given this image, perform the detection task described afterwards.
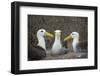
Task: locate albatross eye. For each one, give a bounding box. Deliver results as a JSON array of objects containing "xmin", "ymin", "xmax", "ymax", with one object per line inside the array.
[
  {"xmin": 72, "ymin": 33, "xmax": 74, "ymax": 35},
  {"xmin": 41, "ymin": 30, "xmax": 44, "ymax": 32}
]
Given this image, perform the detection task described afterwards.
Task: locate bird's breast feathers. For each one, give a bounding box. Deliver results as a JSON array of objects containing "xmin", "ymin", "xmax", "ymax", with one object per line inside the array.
[{"xmin": 52, "ymin": 42, "xmax": 62, "ymax": 51}]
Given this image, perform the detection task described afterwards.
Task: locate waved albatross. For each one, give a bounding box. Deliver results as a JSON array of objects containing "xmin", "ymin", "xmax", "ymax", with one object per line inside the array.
[
  {"xmin": 28, "ymin": 29, "xmax": 53, "ymax": 60},
  {"xmin": 64, "ymin": 32, "xmax": 88, "ymax": 58},
  {"xmin": 51, "ymin": 30, "xmax": 69, "ymax": 56}
]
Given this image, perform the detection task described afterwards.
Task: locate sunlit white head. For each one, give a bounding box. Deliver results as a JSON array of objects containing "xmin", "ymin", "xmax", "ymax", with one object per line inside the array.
[
  {"xmin": 70, "ymin": 32, "xmax": 79, "ymax": 39},
  {"xmin": 37, "ymin": 29, "xmax": 46, "ymax": 37},
  {"xmin": 64, "ymin": 32, "xmax": 79, "ymax": 41},
  {"xmin": 54, "ymin": 30, "xmax": 61, "ymax": 36},
  {"xmin": 37, "ymin": 29, "xmax": 54, "ymax": 38}
]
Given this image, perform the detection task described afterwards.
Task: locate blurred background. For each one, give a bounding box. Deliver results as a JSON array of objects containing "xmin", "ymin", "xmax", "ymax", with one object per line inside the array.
[{"xmin": 28, "ymin": 15, "xmax": 88, "ymax": 50}]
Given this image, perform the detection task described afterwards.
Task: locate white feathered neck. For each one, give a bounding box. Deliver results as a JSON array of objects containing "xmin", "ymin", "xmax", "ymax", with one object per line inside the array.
[
  {"xmin": 37, "ymin": 34, "xmax": 46, "ymax": 50},
  {"xmin": 72, "ymin": 36, "xmax": 79, "ymax": 52}
]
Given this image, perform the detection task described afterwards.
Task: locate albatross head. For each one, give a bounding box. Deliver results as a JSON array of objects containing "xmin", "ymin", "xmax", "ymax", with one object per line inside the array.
[
  {"xmin": 71, "ymin": 32, "xmax": 79, "ymax": 39},
  {"xmin": 64, "ymin": 32, "xmax": 79, "ymax": 41},
  {"xmin": 54, "ymin": 30, "xmax": 61, "ymax": 38},
  {"xmin": 37, "ymin": 29, "xmax": 53, "ymax": 50},
  {"xmin": 37, "ymin": 29, "xmax": 53, "ymax": 38}
]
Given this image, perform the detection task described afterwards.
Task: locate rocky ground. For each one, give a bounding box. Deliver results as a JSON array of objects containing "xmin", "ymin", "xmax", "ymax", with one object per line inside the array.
[{"xmin": 44, "ymin": 50, "xmax": 88, "ymax": 60}]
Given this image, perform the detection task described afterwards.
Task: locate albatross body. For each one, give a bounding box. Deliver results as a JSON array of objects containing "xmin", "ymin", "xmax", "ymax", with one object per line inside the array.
[
  {"xmin": 28, "ymin": 29, "xmax": 53, "ymax": 60},
  {"xmin": 51, "ymin": 30, "xmax": 68, "ymax": 56},
  {"xmin": 64, "ymin": 32, "xmax": 87, "ymax": 58},
  {"xmin": 64, "ymin": 32, "xmax": 83, "ymax": 52}
]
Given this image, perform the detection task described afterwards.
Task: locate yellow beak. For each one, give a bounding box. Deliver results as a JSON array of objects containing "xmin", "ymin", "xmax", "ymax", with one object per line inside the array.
[
  {"xmin": 45, "ymin": 32, "xmax": 54, "ymax": 38},
  {"xmin": 64, "ymin": 35, "xmax": 72, "ymax": 41}
]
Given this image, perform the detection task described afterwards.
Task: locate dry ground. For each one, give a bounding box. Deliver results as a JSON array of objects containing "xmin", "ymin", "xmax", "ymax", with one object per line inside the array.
[{"xmin": 44, "ymin": 50, "xmax": 88, "ymax": 60}]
